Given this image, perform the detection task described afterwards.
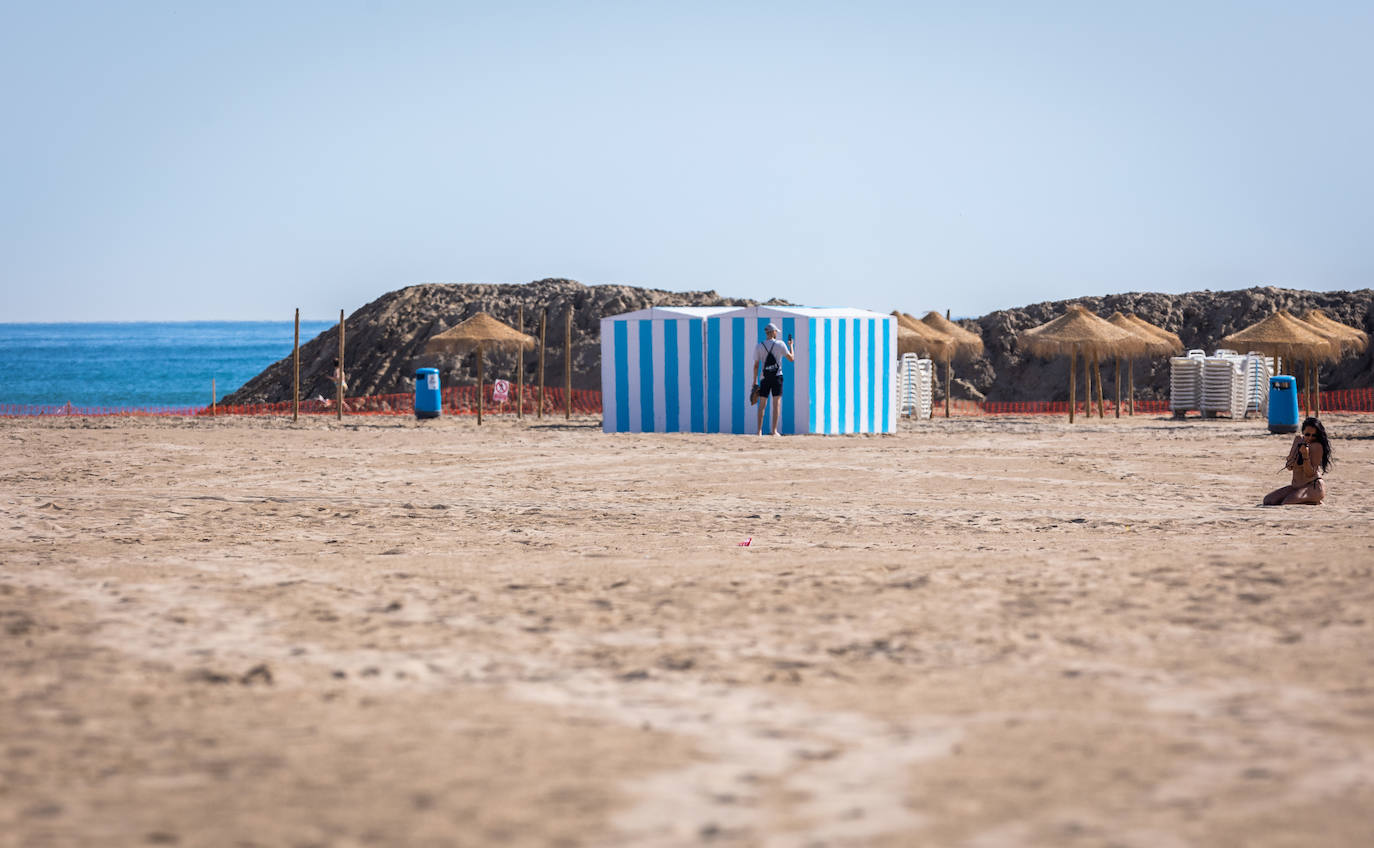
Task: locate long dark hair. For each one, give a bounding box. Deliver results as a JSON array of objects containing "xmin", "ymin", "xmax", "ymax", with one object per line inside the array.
[{"xmin": 1302, "ymin": 417, "xmax": 1333, "ymax": 473}]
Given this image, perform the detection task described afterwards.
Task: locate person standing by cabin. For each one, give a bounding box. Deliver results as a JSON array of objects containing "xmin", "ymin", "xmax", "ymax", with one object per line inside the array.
[{"xmin": 753, "ymin": 323, "xmax": 795, "ymax": 436}]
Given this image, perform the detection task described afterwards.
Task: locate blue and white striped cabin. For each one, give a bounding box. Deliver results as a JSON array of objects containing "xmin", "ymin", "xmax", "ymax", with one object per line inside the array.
[
  {"xmin": 599, "ymin": 307, "xmax": 736, "ymax": 433},
  {"xmin": 601, "ymin": 305, "xmax": 897, "ymax": 435}
]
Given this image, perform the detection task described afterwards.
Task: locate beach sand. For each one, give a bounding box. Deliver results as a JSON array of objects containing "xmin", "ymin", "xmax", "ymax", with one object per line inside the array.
[{"xmin": 3, "ymin": 413, "xmax": 1372, "ymax": 847}]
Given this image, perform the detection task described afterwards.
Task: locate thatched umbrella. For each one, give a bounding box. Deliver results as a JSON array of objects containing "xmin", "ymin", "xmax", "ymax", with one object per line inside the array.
[
  {"xmin": 1302, "ymin": 310, "xmax": 1369, "ymax": 355},
  {"xmin": 893, "ymin": 312, "xmax": 956, "ymax": 359},
  {"xmin": 424, "ymin": 312, "xmax": 536, "ymax": 424},
  {"xmin": 1293, "ymin": 312, "xmax": 1362, "ymax": 417},
  {"xmin": 1219, "ymin": 311, "xmax": 1339, "ymax": 418},
  {"xmin": 1117, "ymin": 314, "xmax": 1183, "ymax": 417},
  {"xmin": 1123, "ymin": 314, "xmax": 1184, "ymax": 352},
  {"xmin": 1022, "ymin": 306, "xmax": 1139, "ymax": 422},
  {"xmin": 1105, "ymin": 312, "xmax": 1165, "ymax": 417},
  {"xmin": 918, "ymin": 312, "xmax": 984, "ymax": 418}
]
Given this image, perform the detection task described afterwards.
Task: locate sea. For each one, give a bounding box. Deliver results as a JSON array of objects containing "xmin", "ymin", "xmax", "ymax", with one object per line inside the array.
[{"xmin": 0, "ymin": 321, "xmax": 336, "ymax": 410}]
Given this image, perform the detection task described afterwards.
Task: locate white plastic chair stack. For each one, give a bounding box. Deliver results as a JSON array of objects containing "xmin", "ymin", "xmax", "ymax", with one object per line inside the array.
[
  {"xmin": 1203, "ymin": 354, "xmax": 1247, "ymax": 417},
  {"xmin": 1170, "ymin": 356, "xmax": 1202, "ymax": 415},
  {"xmin": 898, "ymin": 354, "xmax": 934, "ymax": 419},
  {"xmin": 916, "ymin": 358, "xmax": 933, "ymax": 419},
  {"xmin": 1242, "ymin": 352, "xmax": 1270, "ymax": 415}
]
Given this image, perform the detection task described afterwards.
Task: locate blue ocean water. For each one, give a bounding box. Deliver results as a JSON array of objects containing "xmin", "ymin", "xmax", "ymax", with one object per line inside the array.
[{"xmin": 0, "ymin": 321, "xmax": 335, "ymax": 409}]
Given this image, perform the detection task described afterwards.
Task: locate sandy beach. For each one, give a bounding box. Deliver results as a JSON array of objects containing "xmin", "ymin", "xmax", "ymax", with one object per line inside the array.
[{"xmin": 3, "ymin": 412, "xmax": 1372, "ymax": 847}]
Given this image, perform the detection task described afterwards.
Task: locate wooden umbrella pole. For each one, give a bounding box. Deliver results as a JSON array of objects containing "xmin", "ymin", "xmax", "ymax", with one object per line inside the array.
[
  {"xmin": 477, "ymin": 343, "xmax": 484, "ymax": 426},
  {"xmin": 1128, "ymin": 359, "xmax": 1135, "ymax": 416},
  {"xmin": 1082, "ymin": 350, "xmax": 1091, "ymax": 417},
  {"xmin": 538, "ymin": 309, "xmax": 546, "ymax": 419},
  {"xmin": 211, "ymin": 378, "xmax": 216, "ymax": 417},
  {"xmin": 1296, "ymin": 359, "xmax": 1305, "ymax": 415},
  {"xmin": 337, "ymin": 308, "xmax": 345, "ymax": 421},
  {"xmin": 1068, "ymin": 349, "xmax": 1076, "ymax": 423},
  {"xmin": 292, "ymin": 308, "xmax": 300, "ymax": 422},
  {"xmin": 1313, "ymin": 361, "xmax": 1320, "ymax": 418},
  {"xmin": 564, "ymin": 307, "xmax": 572, "ymax": 420},
  {"xmin": 517, "ymin": 304, "xmax": 525, "ymax": 420},
  {"xmin": 1114, "ymin": 356, "xmax": 1121, "ymax": 418},
  {"xmin": 944, "ymin": 357, "xmax": 952, "ymax": 418},
  {"xmin": 1094, "ymin": 353, "xmax": 1105, "ymax": 418}
]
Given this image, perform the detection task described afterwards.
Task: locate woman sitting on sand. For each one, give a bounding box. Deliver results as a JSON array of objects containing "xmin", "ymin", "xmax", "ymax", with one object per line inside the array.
[{"xmin": 1263, "ymin": 417, "xmax": 1331, "ymax": 506}]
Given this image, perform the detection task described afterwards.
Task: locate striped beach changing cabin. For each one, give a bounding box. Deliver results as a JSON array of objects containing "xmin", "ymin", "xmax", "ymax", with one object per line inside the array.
[
  {"xmin": 600, "ymin": 307, "xmax": 736, "ymax": 433},
  {"xmin": 601, "ymin": 305, "xmax": 897, "ymax": 435},
  {"xmin": 704, "ymin": 307, "xmax": 897, "ymax": 435}
]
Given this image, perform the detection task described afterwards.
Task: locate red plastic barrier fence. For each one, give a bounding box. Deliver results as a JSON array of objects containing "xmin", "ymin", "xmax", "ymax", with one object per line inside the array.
[{"xmin": 4, "ymin": 386, "xmax": 1372, "ymax": 419}]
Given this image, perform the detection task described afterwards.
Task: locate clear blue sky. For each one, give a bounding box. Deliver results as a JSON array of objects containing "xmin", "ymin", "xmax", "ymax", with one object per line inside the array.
[{"xmin": 3, "ymin": 1, "xmax": 1371, "ymax": 322}]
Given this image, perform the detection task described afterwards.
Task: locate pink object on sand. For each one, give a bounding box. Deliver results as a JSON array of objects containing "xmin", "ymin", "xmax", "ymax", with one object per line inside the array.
[{"xmin": 738, "ymin": 537, "xmax": 752, "ymax": 547}]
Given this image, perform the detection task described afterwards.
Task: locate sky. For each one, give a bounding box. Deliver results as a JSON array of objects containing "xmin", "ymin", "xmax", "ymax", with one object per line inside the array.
[{"xmin": 3, "ymin": 1, "xmax": 1372, "ymax": 322}]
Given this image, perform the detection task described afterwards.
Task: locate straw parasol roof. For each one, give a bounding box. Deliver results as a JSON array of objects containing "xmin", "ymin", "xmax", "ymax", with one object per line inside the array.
[
  {"xmin": 919, "ymin": 312, "xmax": 984, "ymax": 359},
  {"xmin": 424, "ymin": 312, "xmax": 536, "ymax": 355},
  {"xmin": 1105, "ymin": 312, "xmax": 1169, "ymax": 357},
  {"xmin": 1021, "ymin": 306, "xmax": 1140, "ymax": 358},
  {"xmin": 1123, "ymin": 314, "xmax": 1183, "ymax": 354},
  {"xmin": 1301, "ymin": 309, "xmax": 1369, "ymax": 355},
  {"xmin": 1218, "ymin": 311, "xmax": 1339, "ymax": 362},
  {"xmin": 892, "ymin": 312, "xmax": 955, "ymax": 358}
]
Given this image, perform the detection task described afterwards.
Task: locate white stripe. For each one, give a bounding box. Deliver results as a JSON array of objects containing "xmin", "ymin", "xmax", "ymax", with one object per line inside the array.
[
  {"xmin": 676, "ymin": 319, "xmax": 692, "ymax": 432},
  {"xmin": 857, "ymin": 318, "xmax": 870, "ymax": 433},
  {"xmin": 829, "ymin": 320, "xmax": 841, "ymax": 434},
  {"xmin": 600, "ymin": 319, "xmax": 616, "ymax": 433},
  {"xmin": 626, "ymin": 319, "xmax": 642, "ymax": 433},
  {"xmin": 793, "ymin": 320, "xmax": 809, "ymax": 435},
  {"xmin": 652, "ymin": 320, "xmax": 667, "ymax": 433},
  {"xmin": 717, "ymin": 319, "xmax": 733, "ymax": 433}
]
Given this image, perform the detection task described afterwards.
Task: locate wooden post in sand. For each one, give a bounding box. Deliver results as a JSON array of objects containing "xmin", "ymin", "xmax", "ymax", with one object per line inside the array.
[
  {"xmin": 517, "ymin": 304, "xmax": 524, "ymax": 420},
  {"xmin": 1128, "ymin": 359, "xmax": 1135, "ymax": 416},
  {"xmin": 1114, "ymin": 357, "xmax": 1122, "ymax": 418},
  {"xmin": 538, "ymin": 309, "xmax": 547, "ymax": 419},
  {"xmin": 1094, "ymin": 354, "xmax": 1105, "ymax": 418},
  {"xmin": 1081, "ymin": 351, "xmax": 1091, "ymax": 418},
  {"xmin": 1068, "ymin": 350, "xmax": 1076, "ymax": 424},
  {"xmin": 943, "ymin": 356, "xmax": 952, "ymax": 418},
  {"xmin": 292, "ymin": 308, "xmax": 300, "ymax": 422},
  {"xmin": 211, "ymin": 378, "xmax": 216, "ymax": 417},
  {"xmin": 337, "ymin": 309, "xmax": 345, "ymax": 421},
  {"xmin": 564, "ymin": 307, "xmax": 573, "ymax": 419},
  {"xmin": 1312, "ymin": 361, "xmax": 1320, "ymax": 418},
  {"xmin": 476, "ymin": 342, "xmax": 484, "ymax": 426}
]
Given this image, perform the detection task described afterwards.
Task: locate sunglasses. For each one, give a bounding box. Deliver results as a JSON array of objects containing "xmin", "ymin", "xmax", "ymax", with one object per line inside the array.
[{"xmin": 1302, "ymin": 430, "xmax": 1317, "ymax": 437}]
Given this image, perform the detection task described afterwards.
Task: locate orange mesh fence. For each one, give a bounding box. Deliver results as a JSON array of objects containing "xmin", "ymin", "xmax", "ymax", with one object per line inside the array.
[{"xmin": 4, "ymin": 387, "xmax": 1371, "ymax": 418}]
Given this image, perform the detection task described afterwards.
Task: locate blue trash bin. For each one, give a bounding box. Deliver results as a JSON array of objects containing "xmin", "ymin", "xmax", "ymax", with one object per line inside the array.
[
  {"xmin": 415, "ymin": 368, "xmax": 441, "ymax": 419},
  {"xmin": 1267, "ymin": 375, "xmax": 1299, "ymax": 434}
]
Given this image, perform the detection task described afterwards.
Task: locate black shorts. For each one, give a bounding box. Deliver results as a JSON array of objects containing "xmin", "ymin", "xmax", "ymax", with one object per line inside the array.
[{"xmin": 759, "ymin": 374, "xmax": 783, "ymax": 397}]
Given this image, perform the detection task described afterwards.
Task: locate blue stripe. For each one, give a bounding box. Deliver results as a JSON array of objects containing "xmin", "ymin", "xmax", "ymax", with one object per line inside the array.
[
  {"xmin": 689, "ymin": 319, "xmax": 704, "ymax": 432},
  {"xmin": 782, "ymin": 317, "xmax": 795, "ymax": 435},
  {"xmin": 867, "ymin": 319, "xmax": 876, "ymax": 432},
  {"xmin": 756, "ymin": 318, "xmax": 771, "ymax": 432},
  {"xmin": 838, "ymin": 319, "xmax": 848, "ymax": 433},
  {"xmin": 613, "ymin": 321, "xmax": 629, "ymax": 432},
  {"xmin": 707, "ymin": 318, "xmax": 720, "ymax": 432},
  {"xmin": 852, "ymin": 319, "xmax": 862, "ymax": 433},
  {"xmin": 731, "ymin": 317, "xmax": 746, "ymax": 434},
  {"xmin": 664, "ymin": 321, "xmax": 679, "ymax": 432},
  {"xmin": 881, "ymin": 319, "xmax": 891, "ymax": 432},
  {"xmin": 808, "ymin": 318, "xmax": 818, "ymax": 434},
  {"xmin": 639, "ymin": 321, "xmax": 655, "ymax": 431}
]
